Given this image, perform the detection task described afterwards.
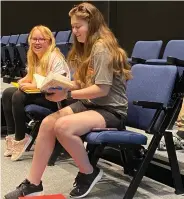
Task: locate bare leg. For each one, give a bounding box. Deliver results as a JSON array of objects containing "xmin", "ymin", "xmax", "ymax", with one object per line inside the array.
[
  {"xmin": 54, "ymin": 110, "xmax": 106, "ymax": 174},
  {"xmin": 27, "ymin": 106, "xmax": 74, "ymax": 185}
]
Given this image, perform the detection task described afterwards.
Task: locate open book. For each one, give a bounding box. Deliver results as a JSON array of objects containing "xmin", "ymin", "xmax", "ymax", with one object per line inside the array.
[
  {"xmin": 11, "ymin": 72, "xmax": 73, "ymax": 94},
  {"xmin": 34, "ymin": 72, "xmax": 73, "ymax": 92}
]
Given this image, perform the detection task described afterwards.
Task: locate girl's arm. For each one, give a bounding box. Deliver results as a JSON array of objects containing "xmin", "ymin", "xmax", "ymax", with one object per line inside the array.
[
  {"xmin": 18, "ymin": 74, "xmax": 31, "ymax": 84},
  {"xmin": 45, "ymin": 84, "xmax": 110, "ymax": 102},
  {"xmin": 71, "ymin": 84, "xmax": 110, "ymax": 99},
  {"xmin": 70, "ymin": 81, "xmax": 81, "ymax": 90}
]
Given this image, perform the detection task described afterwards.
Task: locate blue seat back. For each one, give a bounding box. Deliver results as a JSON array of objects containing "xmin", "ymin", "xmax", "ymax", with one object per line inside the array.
[
  {"xmin": 16, "ymin": 34, "xmax": 29, "ymax": 45},
  {"xmin": 8, "ymin": 34, "xmax": 19, "ymax": 45},
  {"xmin": 69, "ymin": 33, "xmax": 74, "ymax": 44},
  {"xmin": 163, "ymin": 40, "xmax": 184, "ymax": 60},
  {"xmin": 55, "ymin": 30, "xmax": 71, "ymax": 43},
  {"xmin": 131, "ymin": 40, "xmax": 163, "ymax": 60},
  {"xmin": 52, "ymin": 31, "xmax": 56, "ymax": 37},
  {"xmin": 1, "ymin": 36, "xmax": 10, "ymax": 45},
  {"xmin": 126, "ymin": 64, "xmax": 177, "ymax": 130}
]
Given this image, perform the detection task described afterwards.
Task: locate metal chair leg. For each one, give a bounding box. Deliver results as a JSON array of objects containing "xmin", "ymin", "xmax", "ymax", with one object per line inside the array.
[
  {"xmin": 164, "ymin": 131, "xmax": 184, "ymax": 194},
  {"xmin": 123, "ymin": 133, "xmax": 163, "ymax": 199}
]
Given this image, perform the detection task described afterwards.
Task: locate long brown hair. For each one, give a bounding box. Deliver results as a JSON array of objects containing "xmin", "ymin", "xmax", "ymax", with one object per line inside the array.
[
  {"xmin": 68, "ymin": 2, "xmax": 132, "ymax": 87},
  {"xmin": 27, "ymin": 25, "xmax": 64, "ymax": 80}
]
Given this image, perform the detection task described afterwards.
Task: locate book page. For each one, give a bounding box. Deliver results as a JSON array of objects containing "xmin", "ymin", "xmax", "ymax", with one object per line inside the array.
[
  {"xmin": 40, "ymin": 72, "xmax": 74, "ymax": 91},
  {"xmin": 33, "ymin": 74, "xmax": 46, "ymax": 89}
]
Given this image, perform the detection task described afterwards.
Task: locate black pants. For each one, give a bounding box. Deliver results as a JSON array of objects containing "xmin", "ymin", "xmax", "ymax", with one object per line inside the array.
[{"xmin": 2, "ymin": 87, "xmax": 58, "ymax": 141}]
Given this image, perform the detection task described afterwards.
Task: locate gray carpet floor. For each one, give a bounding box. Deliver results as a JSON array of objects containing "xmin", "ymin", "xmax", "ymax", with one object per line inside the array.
[{"xmin": 1, "ymin": 138, "xmax": 184, "ymax": 199}]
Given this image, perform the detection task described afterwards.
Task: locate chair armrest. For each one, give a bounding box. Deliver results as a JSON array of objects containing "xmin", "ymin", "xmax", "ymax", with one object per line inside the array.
[
  {"xmin": 131, "ymin": 57, "xmax": 146, "ymax": 64},
  {"xmin": 20, "ymin": 42, "xmax": 28, "ymax": 47},
  {"xmin": 8, "ymin": 42, "xmax": 16, "ymax": 47},
  {"xmin": 133, "ymin": 101, "xmax": 164, "ymax": 109},
  {"xmin": 167, "ymin": 56, "xmax": 184, "ymax": 67},
  {"xmin": 146, "ymin": 59, "xmax": 167, "ymax": 65},
  {"xmin": 133, "ymin": 101, "xmax": 165, "ymax": 134},
  {"xmin": 1, "ymin": 43, "xmax": 6, "ymax": 47}
]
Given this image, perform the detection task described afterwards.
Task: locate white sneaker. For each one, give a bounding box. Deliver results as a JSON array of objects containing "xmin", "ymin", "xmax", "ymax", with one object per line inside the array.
[
  {"xmin": 158, "ymin": 130, "xmax": 183, "ymax": 151},
  {"xmin": 11, "ymin": 135, "xmax": 32, "ymax": 161},
  {"xmin": 4, "ymin": 136, "xmax": 14, "ymax": 157}
]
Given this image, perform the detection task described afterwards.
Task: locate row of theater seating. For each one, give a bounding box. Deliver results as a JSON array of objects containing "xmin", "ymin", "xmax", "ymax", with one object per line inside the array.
[
  {"xmin": 128, "ymin": 40, "xmax": 184, "ymax": 76},
  {"xmin": 1, "ymin": 30, "xmax": 73, "ymax": 83}
]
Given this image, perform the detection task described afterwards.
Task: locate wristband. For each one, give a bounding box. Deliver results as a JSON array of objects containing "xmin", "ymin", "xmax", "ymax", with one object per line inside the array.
[{"xmin": 67, "ymin": 90, "xmax": 73, "ymax": 100}]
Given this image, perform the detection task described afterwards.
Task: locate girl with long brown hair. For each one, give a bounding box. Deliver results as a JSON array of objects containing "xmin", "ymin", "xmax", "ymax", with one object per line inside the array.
[{"xmin": 5, "ymin": 3, "xmax": 131, "ymax": 199}]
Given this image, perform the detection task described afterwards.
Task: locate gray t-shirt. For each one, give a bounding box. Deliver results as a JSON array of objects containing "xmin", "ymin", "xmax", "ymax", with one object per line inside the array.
[{"xmin": 81, "ymin": 41, "xmax": 128, "ymax": 117}]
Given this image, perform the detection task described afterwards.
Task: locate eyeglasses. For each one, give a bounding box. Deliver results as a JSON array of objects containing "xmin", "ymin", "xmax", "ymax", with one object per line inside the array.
[{"xmin": 31, "ymin": 38, "xmax": 48, "ymax": 44}]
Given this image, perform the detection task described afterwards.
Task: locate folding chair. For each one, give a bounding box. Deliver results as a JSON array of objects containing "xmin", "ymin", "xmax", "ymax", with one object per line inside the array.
[
  {"xmin": 52, "ymin": 31, "xmax": 56, "ymax": 37},
  {"xmin": 146, "ymin": 40, "xmax": 184, "ymax": 70},
  {"xmin": 84, "ymin": 64, "xmax": 184, "ymax": 198},
  {"xmin": 5, "ymin": 34, "xmax": 19, "ymax": 64},
  {"xmin": 1, "ymin": 35, "xmax": 11, "ymax": 77},
  {"xmin": 3, "ymin": 34, "xmax": 20, "ymax": 83},
  {"xmin": 128, "ymin": 40, "xmax": 163, "ymax": 65},
  {"xmin": 15, "ymin": 33, "xmax": 29, "ymax": 77}
]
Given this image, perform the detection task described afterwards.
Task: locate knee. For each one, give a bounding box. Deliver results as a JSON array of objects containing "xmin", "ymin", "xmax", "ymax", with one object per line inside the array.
[
  {"xmin": 12, "ymin": 90, "xmax": 24, "ymax": 106},
  {"xmin": 54, "ymin": 118, "xmax": 72, "ymax": 138},
  {"xmin": 40, "ymin": 115, "xmax": 57, "ymax": 133},
  {"xmin": 2, "ymin": 87, "xmax": 15, "ymax": 103}
]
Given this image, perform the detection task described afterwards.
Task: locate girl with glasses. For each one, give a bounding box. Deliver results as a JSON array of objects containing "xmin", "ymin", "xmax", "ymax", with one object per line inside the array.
[{"xmin": 2, "ymin": 25, "xmax": 70, "ymax": 162}]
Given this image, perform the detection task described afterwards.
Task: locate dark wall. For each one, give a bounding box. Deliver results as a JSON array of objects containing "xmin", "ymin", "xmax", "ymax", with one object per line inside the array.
[
  {"xmin": 1, "ymin": 1, "xmax": 109, "ymax": 35},
  {"xmin": 114, "ymin": 1, "xmax": 184, "ymax": 56},
  {"xmin": 2, "ymin": 1, "xmax": 184, "ymax": 56}
]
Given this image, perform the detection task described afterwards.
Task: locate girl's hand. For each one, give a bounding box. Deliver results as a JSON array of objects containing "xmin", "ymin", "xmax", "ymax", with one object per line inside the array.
[
  {"xmin": 45, "ymin": 88, "xmax": 67, "ymax": 102},
  {"xmin": 19, "ymin": 83, "xmax": 37, "ymax": 91}
]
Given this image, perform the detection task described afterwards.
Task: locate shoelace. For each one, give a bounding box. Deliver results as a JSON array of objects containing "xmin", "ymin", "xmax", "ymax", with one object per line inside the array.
[
  {"xmin": 73, "ymin": 172, "xmax": 89, "ymax": 187},
  {"xmin": 16, "ymin": 179, "xmax": 30, "ymax": 190},
  {"xmin": 73, "ymin": 172, "xmax": 82, "ymax": 187}
]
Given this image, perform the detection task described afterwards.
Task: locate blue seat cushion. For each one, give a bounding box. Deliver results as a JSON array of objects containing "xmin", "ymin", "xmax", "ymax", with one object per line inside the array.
[
  {"xmin": 85, "ymin": 130, "xmax": 147, "ymax": 145},
  {"xmin": 25, "ymin": 105, "xmax": 53, "ymax": 120}
]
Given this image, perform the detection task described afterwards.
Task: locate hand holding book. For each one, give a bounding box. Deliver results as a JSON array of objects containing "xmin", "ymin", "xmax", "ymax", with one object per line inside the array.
[
  {"xmin": 45, "ymin": 88, "xmax": 68, "ymax": 102},
  {"xmin": 34, "ymin": 72, "xmax": 74, "ymax": 93},
  {"xmin": 19, "ymin": 83, "xmax": 37, "ymax": 92}
]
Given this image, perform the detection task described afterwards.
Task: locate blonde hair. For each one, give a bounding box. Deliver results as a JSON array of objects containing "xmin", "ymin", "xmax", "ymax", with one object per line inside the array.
[
  {"xmin": 27, "ymin": 25, "xmax": 64, "ymax": 80},
  {"xmin": 68, "ymin": 2, "xmax": 132, "ymax": 87}
]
